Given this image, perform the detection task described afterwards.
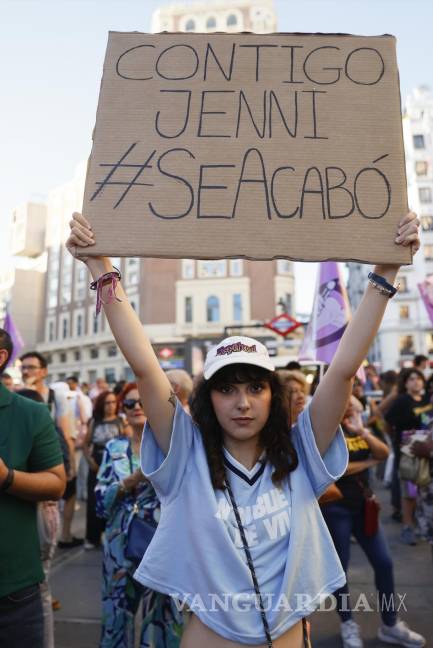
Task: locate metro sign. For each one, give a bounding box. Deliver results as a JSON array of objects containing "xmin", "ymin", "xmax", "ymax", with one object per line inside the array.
[
  {"xmin": 159, "ymin": 347, "xmax": 174, "ymax": 359},
  {"xmin": 264, "ymin": 313, "xmax": 302, "ymax": 338}
]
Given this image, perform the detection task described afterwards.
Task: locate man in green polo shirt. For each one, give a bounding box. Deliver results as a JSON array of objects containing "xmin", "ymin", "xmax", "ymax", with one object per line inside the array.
[{"xmin": 0, "ymin": 329, "xmax": 66, "ymax": 648}]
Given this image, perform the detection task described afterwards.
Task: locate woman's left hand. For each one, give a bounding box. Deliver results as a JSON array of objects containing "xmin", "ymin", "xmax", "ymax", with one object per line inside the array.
[{"xmin": 395, "ymin": 211, "xmax": 420, "ymax": 254}]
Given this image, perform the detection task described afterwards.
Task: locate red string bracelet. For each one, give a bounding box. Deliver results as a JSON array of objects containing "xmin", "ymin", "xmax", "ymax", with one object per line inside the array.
[{"xmin": 89, "ymin": 267, "xmax": 122, "ymax": 316}]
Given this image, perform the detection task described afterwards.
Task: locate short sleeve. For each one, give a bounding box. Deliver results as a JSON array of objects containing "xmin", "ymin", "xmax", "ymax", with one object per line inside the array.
[
  {"xmin": 293, "ymin": 405, "xmax": 348, "ymax": 497},
  {"xmin": 140, "ymin": 400, "xmax": 195, "ymax": 502},
  {"xmin": 28, "ymin": 404, "xmax": 63, "ymax": 471}
]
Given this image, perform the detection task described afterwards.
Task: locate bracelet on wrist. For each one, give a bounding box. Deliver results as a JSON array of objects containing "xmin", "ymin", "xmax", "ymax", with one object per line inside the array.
[
  {"xmin": 0, "ymin": 467, "xmax": 14, "ymax": 493},
  {"xmin": 89, "ymin": 266, "xmax": 122, "ymax": 316},
  {"xmin": 368, "ymin": 272, "xmax": 399, "ymax": 298}
]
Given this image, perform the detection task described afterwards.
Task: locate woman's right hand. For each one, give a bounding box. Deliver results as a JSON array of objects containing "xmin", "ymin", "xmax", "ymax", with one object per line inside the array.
[{"xmin": 66, "ymin": 212, "xmax": 96, "ymax": 263}]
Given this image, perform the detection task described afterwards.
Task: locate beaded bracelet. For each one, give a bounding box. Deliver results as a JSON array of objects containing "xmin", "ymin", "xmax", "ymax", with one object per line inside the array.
[
  {"xmin": 89, "ymin": 267, "xmax": 122, "ymax": 315},
  {"xmin": 367, "ymin": 271, "xmax": 399, "ymax": 298}
]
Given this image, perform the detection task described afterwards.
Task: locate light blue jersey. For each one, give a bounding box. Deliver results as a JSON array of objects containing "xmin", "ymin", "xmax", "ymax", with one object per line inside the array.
[{"xmin": 135, "ymin": 402, "xmax": 348, "ymax": 644}]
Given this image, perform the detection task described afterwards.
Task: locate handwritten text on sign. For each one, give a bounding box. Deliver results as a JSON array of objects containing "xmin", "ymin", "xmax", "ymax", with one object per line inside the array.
[{"xmin": 82, "ymin": 32, "xmax": 409, "ymax": 264}]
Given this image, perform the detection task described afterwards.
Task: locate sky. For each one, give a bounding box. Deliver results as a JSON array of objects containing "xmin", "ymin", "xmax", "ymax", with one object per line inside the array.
[{"xmin": 1, "ymin": 0, "xmax": 432, "ymax": 313}]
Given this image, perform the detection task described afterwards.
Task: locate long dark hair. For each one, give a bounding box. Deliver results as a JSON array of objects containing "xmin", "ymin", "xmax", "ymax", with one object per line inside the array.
[
  {"xmin": 397, "ymin": 368, "xmax": 426, "ymax": 395},
  {"xmin": 93, "ymin": 390, "xmax": 119, "ymax": 423},
  {"xmin": 190, "ymin": 364, "xmax": 298, "ymax": 490}
]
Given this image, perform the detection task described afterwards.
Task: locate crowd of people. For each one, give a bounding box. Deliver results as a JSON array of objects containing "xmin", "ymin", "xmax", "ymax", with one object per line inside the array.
[{"xmin": 0, "ymin": 209, "xmax": 432, "ymax": 648}]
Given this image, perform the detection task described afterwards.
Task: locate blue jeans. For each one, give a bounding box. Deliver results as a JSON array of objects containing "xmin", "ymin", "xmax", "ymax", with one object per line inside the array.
[
  {"xmin": 322, "ymin": 503, "xmax": 397, "ymax": 627},
  {"xmin": 0, "ymin": 584, "xmax": 43, "ymax": 648}
]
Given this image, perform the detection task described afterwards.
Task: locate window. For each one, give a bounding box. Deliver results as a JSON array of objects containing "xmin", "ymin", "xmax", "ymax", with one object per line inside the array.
[
  {"xmin": 48, "ymin": 277, "xmax": 58, "ymax": 308},
  {"xmin": 229, "ymin": 260, "xmax": 243, "ymax": 277},
  {"xmin": 74, "ymin": 350, "xmax": 81, "ymax": 361},
  {"xmin": 76, "ymin": 314, "xmax": 83, "ymax": 336},
  {"xmin": 399, "ymin": 305, "xmax": 410, "ymax": 319},
  {"xmin": 425, "ymin": 245, "xmax": 433, "ymax": 261},
  {"xmin": 185, "ymin": 19, "xmax": 195, "ymax": 31},
  {"xmin": 399, "ymin": 335, "xmax": 414, "ymax": 356},
  {"xmin": 413, "ymin": 134, "xmax": 425, "ymax": 149},
  {"xmin": 198, "ymin": 260, "xmax": 227, "ymax": 278},
  {"xmin": 93, "ymin": 317, "xmax": 99, "ymax": 334},
  {"xmin": 77, "ymin": 266, "xmax": 86, "ymax": 282},
  {"xmin": 206, "ymin": 296, "xmax": 220, "ymax": 322},
  {"xmin": 48, "ymin": 321, "xmax": 54, "ymax": 342},
  {"xmin": 185, "ymin": 296, "xmax": 193, "ymax": 323},
  {"xmin": 108, "ymin": 345, "xmax": 117, "ymax": 357},
  {"xmin": 62, "ymin": 318, "xmax": 69, "ymax": 339},
  {"xmin": 206, "ymin": 16, "xmax": 217, "ymax": 29},
  {"xmin": 419, "ymin": 187, "xmax": 432, "ymax": 203},
  {"xmin": 60, "ymin": 352, "xmax": 67, "ymax": 363},
  {"xmin": 398, "ymin": 276, "xmax": 408, "ymax": 292},
  {"xmin": 227, "ymin": 14, "xmax": 238, "ymax": 26},
  {"xmin": 130, "ymin": 300, "xmax": 136, "ymax": 312},
  {"xmin": 277, "ymin": 260, "xmax": 291, "ymax": 275},
  {"xmin": 416, "ymin": 161, "xmax": 428, "ymax": 176},
  {"xmin": 90, "ymin": 348, "xmax": 99, "ymax": 359},
  {"xmin": 233, "ymin": 294, "xmax": 243, "ymax": 322},
  {"xmin": 421, "ymin": 215, "xmax": 433, "ymax": 232},
  {"xmin": 128, "ymin": 258, "xmax": 138, "ymax": 267},
  {"xmin": 182, "ymin": 259, "xmax": 195, "ymax": 279},
  {"xmin": 105, "ymin": 368, "xmax": 116, "ymax": 384}
]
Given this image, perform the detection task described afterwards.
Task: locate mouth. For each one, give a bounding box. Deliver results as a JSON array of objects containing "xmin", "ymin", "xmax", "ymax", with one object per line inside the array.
[{"xmin": 232, "ymin": 417, "xmax": 254, "ymax": 425}]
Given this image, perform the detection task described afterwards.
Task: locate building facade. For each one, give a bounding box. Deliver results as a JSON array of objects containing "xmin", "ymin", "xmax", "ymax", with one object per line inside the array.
[
  {"xmin": 151, "ymin": 0, "xmax": 277, "ymax": 33},
  {"xmin": 347, "ymin": 86, "xmax": 433, "ymax": 370}
]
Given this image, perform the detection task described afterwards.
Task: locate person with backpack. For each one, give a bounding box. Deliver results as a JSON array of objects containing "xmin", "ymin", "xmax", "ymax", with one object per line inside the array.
[
  {"xmin": 67, "ymin": 210, "xmax": 419, "ymax": 648},
  {"xmin": 0, "ymin": 332, "xmax": 66, "ymax": 648}
]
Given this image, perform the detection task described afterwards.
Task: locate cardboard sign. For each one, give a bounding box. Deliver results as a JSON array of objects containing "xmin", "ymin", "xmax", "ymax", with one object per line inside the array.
[{"xmin": 82, "ymin": 32, "xmax": 410, "ymax": 264}]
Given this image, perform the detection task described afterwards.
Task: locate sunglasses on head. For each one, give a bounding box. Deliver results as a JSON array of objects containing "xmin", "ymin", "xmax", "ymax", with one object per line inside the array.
[{"xmin": 123, "ymin": 398, "xmax": 143, "ymax": 410}]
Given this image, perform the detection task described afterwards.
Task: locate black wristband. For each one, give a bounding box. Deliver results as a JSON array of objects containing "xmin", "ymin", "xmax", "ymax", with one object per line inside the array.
[
  {"xmin": 368, "ymin": 272, "xmax": 398, "ymax": 298},
  {"xmin": 0, "ymin": 467, "xmax": 14, "ymax": 493}
]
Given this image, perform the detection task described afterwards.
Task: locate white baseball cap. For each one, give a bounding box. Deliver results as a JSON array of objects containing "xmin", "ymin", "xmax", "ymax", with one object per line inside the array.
[{"xmin": 203, "ymin": 336, "xmax": 275, "ymax": 380}]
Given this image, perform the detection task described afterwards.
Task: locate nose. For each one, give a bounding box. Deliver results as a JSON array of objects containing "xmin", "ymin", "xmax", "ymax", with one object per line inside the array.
[{"xmin": 236, "ymin": 389, "xmax": 250, "ymax": 412}]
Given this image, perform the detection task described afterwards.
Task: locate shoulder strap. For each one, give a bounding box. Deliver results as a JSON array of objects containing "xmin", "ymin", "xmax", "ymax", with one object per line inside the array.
[
  {"xmin": 225, "ymin": 478, "xmax": 273, "ymax": 647},
  {"xmin": 125, "ymin": 440, "xmax": 134, "ymax": 475}
]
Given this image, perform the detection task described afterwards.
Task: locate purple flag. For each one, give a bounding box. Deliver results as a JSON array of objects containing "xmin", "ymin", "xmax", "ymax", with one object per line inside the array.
[
  {"xmin": 299, "ymin": 262, "xmax": 351, "ymax": 365},
  {"xmin": 418, "ymin": 278, "xmax": 433, "ymax": 326},
  {"xmin": 3, "ymin": 311, "xmax": 24, "ymax": 365}
]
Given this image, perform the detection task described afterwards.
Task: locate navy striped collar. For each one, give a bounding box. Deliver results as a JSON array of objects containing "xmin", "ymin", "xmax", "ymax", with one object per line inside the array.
[{"xmin": 223, "ymin": 450, "xmax": 266, "ymax": 486}]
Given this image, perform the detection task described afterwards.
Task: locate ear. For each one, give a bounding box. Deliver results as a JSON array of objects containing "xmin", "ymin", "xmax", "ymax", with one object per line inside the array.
[{"xmin": 0, "ymin": 348, "xmax": 9, "ymax": 367}]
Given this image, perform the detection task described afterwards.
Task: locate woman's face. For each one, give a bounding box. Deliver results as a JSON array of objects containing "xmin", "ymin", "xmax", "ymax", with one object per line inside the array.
[
  {"xmin": 405, "ymin": 372, "xmax": 424, "ymax": 396},
  {"xmin": 286, "ymin": 379, "xmax": 306, "ymax": 419},
  {"xmin": 122, "ymin": 388, "xmax": 146, "ymax": 427},
  {"xmin": 210, "ymin": 380, "xmax": 272, "ymax": 445},
  {"xmin": 104, "ymin": 393, "xmax": 117, "ymax": 418}
]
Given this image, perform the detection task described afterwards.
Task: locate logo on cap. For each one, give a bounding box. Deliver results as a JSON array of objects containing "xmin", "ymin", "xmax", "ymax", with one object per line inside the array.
[{"xmin": 216, "ymin": 342, "xmax": 257, "ymax": 357}]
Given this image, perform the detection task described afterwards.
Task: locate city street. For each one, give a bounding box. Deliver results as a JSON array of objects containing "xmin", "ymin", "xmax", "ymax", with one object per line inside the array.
[{"xmin": 52, "ymin": 481, "xmax": 433, "ymax": 648}]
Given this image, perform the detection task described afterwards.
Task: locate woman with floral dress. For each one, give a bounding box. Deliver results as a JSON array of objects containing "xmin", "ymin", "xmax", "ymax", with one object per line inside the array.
[{"xmin": 95, "ymin": 382, "xmax": 183, "ymax": 648}]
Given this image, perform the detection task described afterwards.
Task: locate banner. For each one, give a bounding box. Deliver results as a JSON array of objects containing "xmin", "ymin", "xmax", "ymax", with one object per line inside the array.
[
  {"xmin": 3, "ymin": 311, "xmax": 24, "ymax": 365},
  {"xmin": 81, "ymin": 32, "xmax": 410, "ymax": 264},
  {"xmin": 299, "ymin": 262, "xmax": 350, "ymax": 364},
  {"xmin": 418, "ymin": 277, "xmax": 433, "ymax": 326}
]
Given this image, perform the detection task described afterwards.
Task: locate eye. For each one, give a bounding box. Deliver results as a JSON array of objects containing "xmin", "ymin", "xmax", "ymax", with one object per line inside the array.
[
  {"xmin": 216, "ymin": 383, "xmax": 234, "ymax": 394},
  {"xmin": 249, "ymin": 382, "xmax": 265, "ymax": 394}
]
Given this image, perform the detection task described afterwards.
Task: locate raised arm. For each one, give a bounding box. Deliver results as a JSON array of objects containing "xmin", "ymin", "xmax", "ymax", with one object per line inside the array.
[
  {"xmin": 66, "ymin": 213, "xmax": 175, "ymax": 454},
  {"xmin": 310, "ymin": 212, "xmax": 420, "ymax": 455}
]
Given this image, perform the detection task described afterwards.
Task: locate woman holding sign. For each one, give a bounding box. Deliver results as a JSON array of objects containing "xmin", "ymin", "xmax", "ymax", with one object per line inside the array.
[{"xmin": 67, "ymin": 211, "xmax": 421, "ymax": 648}]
